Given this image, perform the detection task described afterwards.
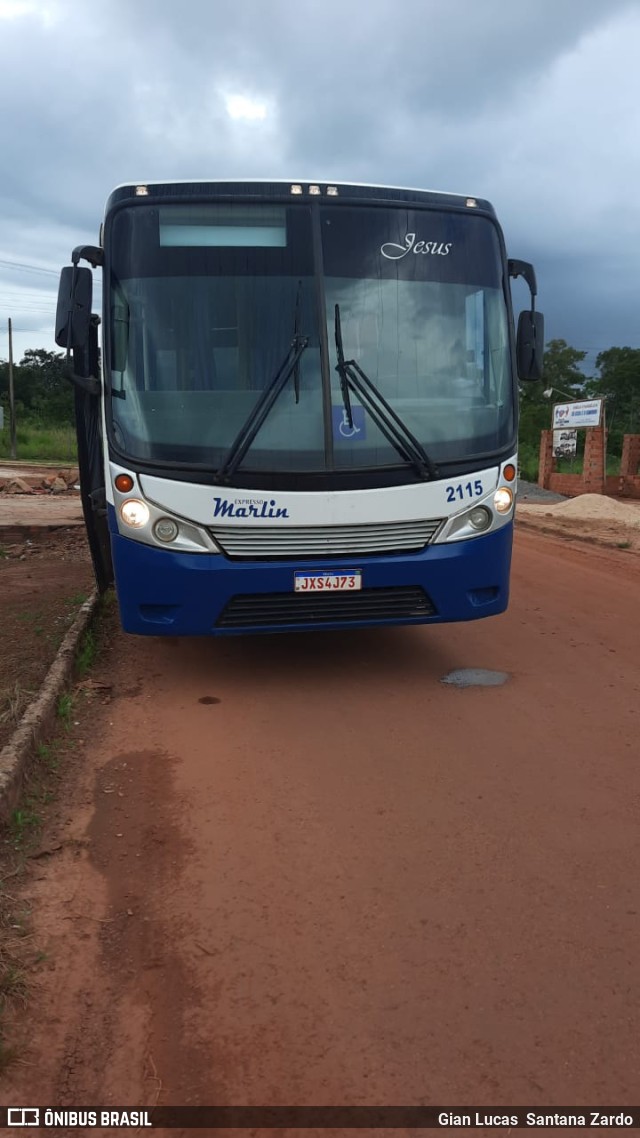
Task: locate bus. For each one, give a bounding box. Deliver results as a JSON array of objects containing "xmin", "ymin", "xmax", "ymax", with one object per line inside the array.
[{"xmin": 55, "ymin": 180, "xmax": 543, "ymax": 636}]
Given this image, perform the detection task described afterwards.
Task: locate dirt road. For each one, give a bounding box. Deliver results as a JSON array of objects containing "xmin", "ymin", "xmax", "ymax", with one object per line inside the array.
[{"xmin": 2, "ymin": 530, "xmax": 639, "ymax": 1127}]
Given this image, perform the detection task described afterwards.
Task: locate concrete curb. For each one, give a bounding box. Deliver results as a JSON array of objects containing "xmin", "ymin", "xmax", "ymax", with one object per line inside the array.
[{"xmin": 0, "ymin": 589, "xmax": 99, "ymax": 825}]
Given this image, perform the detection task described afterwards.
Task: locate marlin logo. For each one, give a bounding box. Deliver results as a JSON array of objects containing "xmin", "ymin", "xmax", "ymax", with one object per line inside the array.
[{"xmin": 213, "ymin": 497, "xmax": 290, "ymax": 520}]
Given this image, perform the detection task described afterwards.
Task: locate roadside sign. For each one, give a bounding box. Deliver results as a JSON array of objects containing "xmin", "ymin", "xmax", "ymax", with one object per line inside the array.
[
  {"xmin": 553, "ymin": 429, "xmax": 577, "ymax": 458},
  {"xmin": 552, "ymin": 399, "xmax": 603, "ymax": 429}
]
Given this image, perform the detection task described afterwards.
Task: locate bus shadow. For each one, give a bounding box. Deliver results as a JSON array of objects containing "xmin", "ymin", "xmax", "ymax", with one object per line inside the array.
[{"xmin": 157, "ymin": 624, "xmax": 459, "ymax": 689}]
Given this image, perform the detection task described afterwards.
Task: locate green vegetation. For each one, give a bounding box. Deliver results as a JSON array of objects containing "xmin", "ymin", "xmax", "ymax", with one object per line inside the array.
[
  {"xmin": 56, "ymin": 692, "xmax": 74, "ymax": 728},
  {"xmin": 0, "ymin": 349, "xmax": 73, "ymax": 424},
  {"xmin": 0, "ymin": 937, "xmax": 25, "ymax": 1074},
  {"xmin": 0, "ymin": 422, "xmax": 76, "ymax": 462},
  {"xmin": 8, "ymin": 805, "xmax": 42, "ymax": 851},
  {"xmin": 67, "ymin": 591, "xmax": 89, "ymax": 607},
  {"xmin": 589, "ymin": 346, "xmax": 640, "ymax": 460},
  {"xmin": 0, "ymin": 597, "xmax": 114, "ymax": 1074},
  {"xmin": 36, "ymin": 741, "xmax": 60, "ymax": 774},
  {"xmin": 0, "ymin": 868, "xmax": 35, "ymax": 1073},
  {"xmin": 0, "ymin": 682, "xmax": 33, "ymax": 731},
  {"xmin": 519, "ymin": 339, "xmax": 640, "ymax": 482},
  {"xmin": 0, "ymin": 348, "xmax": 77, "ymax": 462},
  {"xmin": 76, "ymin": 627, "xmax": 97, "ymax": 677},
  {"xmin": 2, "ymin": 339, "xmax": 639, "ymax": 475}
]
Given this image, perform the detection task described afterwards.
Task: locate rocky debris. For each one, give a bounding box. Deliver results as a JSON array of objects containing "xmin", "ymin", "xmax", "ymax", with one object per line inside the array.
[
  {"xmin": 1, "ymin": 477, "xmax": 34, "ymax": 494},
  {"xmin": 46, "ymin": 476, "xmax": 69, "ymax": 494},
  {"xmin": 0, "ymin": 468, "xmax": 80, "ymax": 495},
  {"xmin": 41, "ymin": 468, "xmax": 80, "ymax": 492}
]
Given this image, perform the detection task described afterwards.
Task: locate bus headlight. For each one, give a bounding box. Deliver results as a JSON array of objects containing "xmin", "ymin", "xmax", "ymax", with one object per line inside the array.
[
  {"xmin": 153, "ymin": 517, "xmax": 179, "ymax": 543},
  {"xmin": 120, "ymin": 498, "xmax": 150, "ymax": 528},
  {"xmin": 468, "ymin": 506, "xmax": 492, "ymax": 531},
  {"xmin": 494, "ymin": 487, "xmax": 514, "ymax": 514}
]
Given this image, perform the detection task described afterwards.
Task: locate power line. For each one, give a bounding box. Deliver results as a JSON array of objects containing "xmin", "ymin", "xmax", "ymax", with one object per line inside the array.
[
  {"xmin": 0, "ymin": 257, "xmax": 59, "ymax": 277},
  {"xmin": 0, "ymin": 299, "xmax": 56, "ymax": 309},
  {"xmin": 0, "ymin": 285, "xmax": 57, "ymax": 294},
  {"xmin": 0, "ymin": 301, "xmax": 57, "ymax": 309},
  {"xmin": 0, "ymin": 295, "xmax": 56, "ymax": 304}
]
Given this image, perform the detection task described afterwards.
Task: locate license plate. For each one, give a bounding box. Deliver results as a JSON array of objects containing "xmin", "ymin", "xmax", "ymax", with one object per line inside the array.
[{"xmin": 294, "ymin": 571, "xmax": 362, "ymax": 593}]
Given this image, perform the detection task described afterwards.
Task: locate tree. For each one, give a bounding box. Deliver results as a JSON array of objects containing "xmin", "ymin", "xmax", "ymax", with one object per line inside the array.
[
  {"xmin": 0, "ymin": 348, "xmax": 73, "ymax": 424},
  {"xmin": 517, "ymin": 339, "xmax": 590, "ymax": 480},
  {"xmin": 586, "ymin": 347, "xmax": 640, "ymax": 447},
  {"xmin": 520, "ymin": 338, "xmax": 587, "ymax": 404}
]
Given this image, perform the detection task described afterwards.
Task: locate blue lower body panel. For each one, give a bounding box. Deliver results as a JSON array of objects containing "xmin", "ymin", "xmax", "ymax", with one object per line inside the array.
[{"xmin": 108, "ymin": 511, "xmax": 513, "ymax": 636}]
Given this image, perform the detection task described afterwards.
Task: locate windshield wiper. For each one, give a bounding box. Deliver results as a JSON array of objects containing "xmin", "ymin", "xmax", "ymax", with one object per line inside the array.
[
  {"xmin": 292, "ymin": 279, "xmax": 303, "ymax": 405},
  {"xmin": 334, "ymin": 304, "xmax": 438, "ymax": 481},
  {"xmin": 217, "ymin": 321, "xmax": 309, "ymax": 483}
]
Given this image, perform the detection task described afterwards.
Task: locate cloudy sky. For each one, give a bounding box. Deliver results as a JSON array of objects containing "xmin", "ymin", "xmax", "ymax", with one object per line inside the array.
[{"xmin": 1, "ymin": 0, "xmax": 639, "ymax": 373}]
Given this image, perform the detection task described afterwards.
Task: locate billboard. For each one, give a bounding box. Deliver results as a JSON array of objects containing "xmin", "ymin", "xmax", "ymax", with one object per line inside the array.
[
  {"xmin": 553, "ymin": 429, "xmax": 577, "ymax": 458},
  {"xmin": 552, "ymin": 399, "xmax": 603, "ymax": 429}
]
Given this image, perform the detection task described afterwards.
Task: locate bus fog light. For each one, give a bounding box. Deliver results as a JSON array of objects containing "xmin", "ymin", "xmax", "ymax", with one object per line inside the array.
[
  {"xmin": 120, "ymin": 498, "xmax": 150, "ymax": 528},
  {"xmin": 154, "ymin": 517, "xmax": 179, "ymax": 543},
  {"xmin": 469, "ymin": 506, "xmax": 492, "ymax": 531},
  {"xmin": 494, "ymin": 487, "xmax": 513, "ymax": 514}
]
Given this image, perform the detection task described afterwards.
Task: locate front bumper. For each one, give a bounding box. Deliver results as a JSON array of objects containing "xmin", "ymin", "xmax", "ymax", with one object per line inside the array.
[{"xmin": 108, "ymin": 510, "xmax": 513, "ymax": 636}]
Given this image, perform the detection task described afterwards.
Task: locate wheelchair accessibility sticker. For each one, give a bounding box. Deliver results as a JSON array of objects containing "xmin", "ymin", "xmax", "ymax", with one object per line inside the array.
[{"xmin": 332, "ymin": 405, "xmax": 367, "ymax": 441}]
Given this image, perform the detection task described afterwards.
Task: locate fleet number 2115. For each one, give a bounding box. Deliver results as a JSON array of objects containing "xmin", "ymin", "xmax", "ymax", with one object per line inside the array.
[{"xmin": 446, "ymin": 481, "xmax": 483, "ymax": 502}]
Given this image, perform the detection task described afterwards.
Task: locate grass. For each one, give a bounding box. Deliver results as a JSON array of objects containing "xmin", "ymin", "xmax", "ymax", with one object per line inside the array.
[
  {"xmin": 67, "ymin": 591, "xmax": 88, "ymax": 607},
  {"xmin": 56, "ymin": 692, "xmax": 74, "ymax": 728},
  {"xmin": 616, "ymin": 541, "xmax": 632, "ymax": 549},
  {"xmin": 0, "ymin": 715, "xmax": 77, "ymax": 1070},
  {"xmin": 0, "ymin": 422, "xmax": 77, "ymax": 463},
  {"xmin": 517, "ymin": 439, "xmax": 541, "ymax": 482},
  {"xmin": 0, "ymin": 682, "xmax": 33, "ymax": 729},
  {"xmin": 8, "ymin": 806, "xmax": 42, "ymax": 851},
  {"xmin": 518, "ymin": 443, "xmax": 626, "ymax": 485},
  {"xmin": 0, "ymin": 881, "xmax": 33, "ymax": 1074},
  {"xmin": 0, "ymin": 597, "xmax": 111, "ymax": 1074},
  {"xmin": 36, "ymin": 742, "xmax": 60, "ymax": 774},
  {"xmin": 76, "ymin": 628, "xmax": 97, "ymax": 677}
]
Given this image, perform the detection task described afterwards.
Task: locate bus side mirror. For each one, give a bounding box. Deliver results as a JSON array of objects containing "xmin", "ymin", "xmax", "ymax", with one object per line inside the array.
[
  {"xmin": 55, "ymin": 266, "xmax": 93, "ymax": 350},
  {"xmin": 516, "ymin": 310, "xmax": 544, "ymax": 381}
]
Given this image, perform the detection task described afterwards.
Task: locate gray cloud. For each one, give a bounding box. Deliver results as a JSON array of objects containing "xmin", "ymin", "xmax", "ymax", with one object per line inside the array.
[{"xmin": 1, "ymin": 0, "xmax": 639, "ymax": 363}]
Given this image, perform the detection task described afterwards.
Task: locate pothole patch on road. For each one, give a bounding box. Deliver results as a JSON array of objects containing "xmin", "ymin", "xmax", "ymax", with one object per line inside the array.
[{"xmin": 440, "ymin": 668, "xmax": 510, "ymax": 688}]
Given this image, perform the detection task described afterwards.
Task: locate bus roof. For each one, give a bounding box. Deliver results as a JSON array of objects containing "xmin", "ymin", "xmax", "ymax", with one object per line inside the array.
[{"xmin": 104, "ymin": 180, "xmax": 496, "ymax": 217}]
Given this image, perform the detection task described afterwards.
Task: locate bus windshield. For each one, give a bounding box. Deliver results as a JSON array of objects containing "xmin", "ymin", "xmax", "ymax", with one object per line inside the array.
[{"xmin": 106, "ymin": 201, "xmax": 513, "ymax": 477}]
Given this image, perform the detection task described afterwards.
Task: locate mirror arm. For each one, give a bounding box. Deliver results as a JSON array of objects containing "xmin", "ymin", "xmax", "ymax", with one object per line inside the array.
[
  {"xmin": 72, "ymin": 244, "xmax": 104, "ymax": 269},
  {"xmin": 508, "ymin": 258, "xmax": 537, "ymax": 312}
]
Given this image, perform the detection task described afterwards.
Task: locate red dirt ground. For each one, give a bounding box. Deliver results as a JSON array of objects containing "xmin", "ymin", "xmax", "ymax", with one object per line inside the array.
[
  {"xmin": 0, "ymin": 529, "xmax": 638, "ymax": 1138},
  {"xmin": 0, "ymin": 530, "xmax": 93, "ymax": 752}
]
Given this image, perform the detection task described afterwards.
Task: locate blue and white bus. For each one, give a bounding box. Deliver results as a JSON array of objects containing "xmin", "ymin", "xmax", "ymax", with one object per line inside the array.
[{"xmin": 56, "ymin": 180, "xmax": 543, "ymax": 636}]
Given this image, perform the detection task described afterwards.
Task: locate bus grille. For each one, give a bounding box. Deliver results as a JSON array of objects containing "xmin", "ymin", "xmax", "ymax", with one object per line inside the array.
[
  {"xmin": 215, "ymin": 586, "xmax": 436, "ymax": 629},
  {"xmin": 209, "ymin": 519, "xmax": 444, "ymax": 560}
]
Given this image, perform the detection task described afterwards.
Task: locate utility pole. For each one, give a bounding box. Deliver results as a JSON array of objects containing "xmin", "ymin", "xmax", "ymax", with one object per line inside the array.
[{"xmin": 8, "ymin": 317, "xmax": 17, "ymax": 460}]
